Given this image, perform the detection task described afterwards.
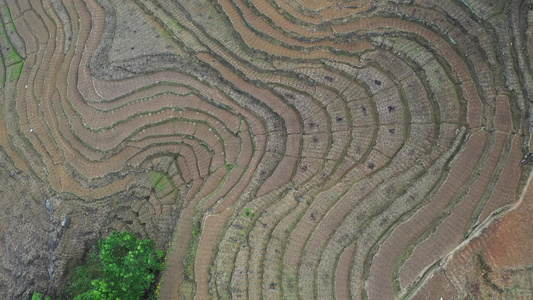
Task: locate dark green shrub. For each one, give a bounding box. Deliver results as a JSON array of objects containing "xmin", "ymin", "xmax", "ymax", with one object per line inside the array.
[{"xmin": 56, "ymin": 248, "xmax": 104, "ymax": 300}]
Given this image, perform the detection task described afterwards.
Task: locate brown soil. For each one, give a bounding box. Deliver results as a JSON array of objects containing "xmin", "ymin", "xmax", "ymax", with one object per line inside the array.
[
  {"xmin": 1, "ymin": 0, "xmax": 531, "ymax": 299},
  {"xmin": 194, "ymin": 208, "xmax": 234, "ymax": 300},
  {"xmin": 414, "ymin": 171, "xmax": 533, "ymax": 299}
]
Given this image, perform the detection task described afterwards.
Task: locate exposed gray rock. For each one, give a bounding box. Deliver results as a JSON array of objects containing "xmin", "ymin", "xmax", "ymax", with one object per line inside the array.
[
  {"xmin": 61, "ymin": 215, "xmax": 70, "ymax": 227},
  {"xmin": 45, "ymin": 199, "xmax": 53, "ymax": 214}
]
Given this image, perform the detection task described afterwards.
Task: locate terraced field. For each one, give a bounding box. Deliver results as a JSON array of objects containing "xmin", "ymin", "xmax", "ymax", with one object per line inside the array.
[{"xmin": 0, "ymin": 0, "xmax": 532, "ymax": 298}]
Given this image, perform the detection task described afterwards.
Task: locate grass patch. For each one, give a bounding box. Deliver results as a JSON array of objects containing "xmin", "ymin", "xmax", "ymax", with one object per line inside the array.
[
  {"xmin": 148, "ymin": 170, "xmax": 176, "ymax": 197},
  {"xmin": 0, "ymin": 7, "xmax": 23, "ymax": 86},
  {"xmin": 0, "ymin": 19, "xmax": 22, "ymax": 66},
  {"xmin": 9, "ymin": 61, "xmax": 22, "ymax": 81}
]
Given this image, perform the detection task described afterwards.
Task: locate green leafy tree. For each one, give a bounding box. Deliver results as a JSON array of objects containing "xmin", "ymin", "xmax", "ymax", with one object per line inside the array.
[{"xmin": 74, "ymin": 231, "xmax": 163, "ymax": 300}]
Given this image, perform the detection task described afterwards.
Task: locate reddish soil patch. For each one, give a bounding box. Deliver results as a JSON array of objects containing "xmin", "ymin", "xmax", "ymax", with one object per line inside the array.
[
  {"xmin": 412, "ymin": 269, "xmax": 456, "ymax": 300},
  {"xmin": 480, "ymin": 175, "xmax": 533, "ymax": 269},
  {"xmin": 416, "ymin": 170, "xmax": 533, "ymax": 298}
]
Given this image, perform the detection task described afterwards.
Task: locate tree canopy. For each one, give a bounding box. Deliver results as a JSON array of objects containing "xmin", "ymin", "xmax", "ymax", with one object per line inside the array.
[{"xmin": 66, "ymin": 231, "xmax": 163, "ymax": 300}]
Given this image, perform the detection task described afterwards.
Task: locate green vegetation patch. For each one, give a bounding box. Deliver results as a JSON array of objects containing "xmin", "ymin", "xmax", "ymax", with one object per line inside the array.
[
  {"xmin": 148, "ymin": 170, "xmax": 175, "ymax": 197},
  {"xmin": 243, "ymin": 207, "xmax": 254, "ymax": 218},
  {"xmin": 31, "ymin": 292, "xmax": 51, "ymax": 300},
  {"xmin": 0, "ymin": 8, "xmax": 22, "ymax": 86},
  {"xmin": 0, "ymin": 17, "xmax": 22, "ymax": 66},
  {"xmin": 40, "ymin": 231, "xmax": 165, "ymax": 300},
  {"xmin": 8, "ymin": 61, "xmax": 22, "ymax": 81}
]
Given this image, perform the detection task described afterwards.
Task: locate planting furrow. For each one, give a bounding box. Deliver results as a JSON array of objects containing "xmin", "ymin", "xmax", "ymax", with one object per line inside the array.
[
  {"xmin": 297, "ymin": 118, "xmax": 444, "ymax": 299},
  {"xmin": 213, "ymin": 0, "xmax": 348, "ymax": 61},
  {"xmin": 348, "ymin": 125, "xmax": 465, "ymax": 300},
  {"xmin": 335, "ymin": 243, "xmax": 357, "ymax": 300},
  {"xmin": 366, "ymin": 130, "xmax": 487, "ymax": 299},
  {"xmin": 159, "ymin": 193, "xmax": 203, "ymax": 299},
  {"xmin": 230, "ymin": 238, "xmax": 250, "ymax": 299},
  {"xmin": 262, "ymin": 200, "xmax": 307, "ymax": 299},
  {"xmin": 88, "ymin": 84, "xmax": 191, "ymax": 109},
  {"xmin": 247, "ymin": 192, "xmax": 297, "ymax": 299},
  {"xmin": 334, "ymin": 14, "xmax": 487, "ymax": 123},
  {"xmin": 252, "ymin": 0, "xmax": 325, "ymax": 29},
  {"xmin": 289, "ymin": 156, "xmax": 422, "ymax": 298},
  {"xmin": 318, "ymin": 161, "xmax": 435, "ymax": 300},
  {"xmin": 207, "ymin": 121, "xmax": 258, "ymax": 212},
  {"xmin": 478, "ymin": 134, "xmax": 523, "ymax": 223},
  {"xmin": 399, "ymin": 130, "xmax": 507, "ymax": 292},
  {"xmin": 211, "ymin": 192, "xmax": 282, "ymax": 299}
]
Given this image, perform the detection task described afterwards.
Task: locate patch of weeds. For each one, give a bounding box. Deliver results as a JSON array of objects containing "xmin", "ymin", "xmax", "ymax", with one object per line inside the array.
[
  {"xmin": 508, "ymin": 282, "xmax": 521, "ymax": 296},
  {"xmin": 148, "ymin": 170, "xmax": 174, "ymax": 194},
  {"xmin": 243, "ymin": 208, "xmax": 254, "ymax": 218},
  {"xmin": 287, "ymin": 277, "xmax": 294, "ymax": 289},
  {"xmin": 148, "ymin": 170, "xmax": 163, "ymax": 185},
  {"xmin": 0, "ymin": 21, "xmax": 22, "ymax": 68},
  {"xmin": 7, "ymin": 46, "xmax": 20, "ymax": 62},
  {"xmin": 8, "ymin": 61, "xmax": 22, "ymax": 81},
  {"xmin": 157, "ymin": 176, "xmax": 172, "ymax": 193}
]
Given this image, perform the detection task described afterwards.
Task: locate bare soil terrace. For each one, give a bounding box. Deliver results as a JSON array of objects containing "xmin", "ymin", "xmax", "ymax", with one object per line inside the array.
[{"xmin": 0, "ymin": 0, "xmax": 532, "ymax": 299}]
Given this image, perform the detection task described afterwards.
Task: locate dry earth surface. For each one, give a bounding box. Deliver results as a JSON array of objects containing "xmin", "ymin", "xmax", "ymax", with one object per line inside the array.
[{"xmin": 0, "ymin": 0, "xmax": 532, "ymax": 299}]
